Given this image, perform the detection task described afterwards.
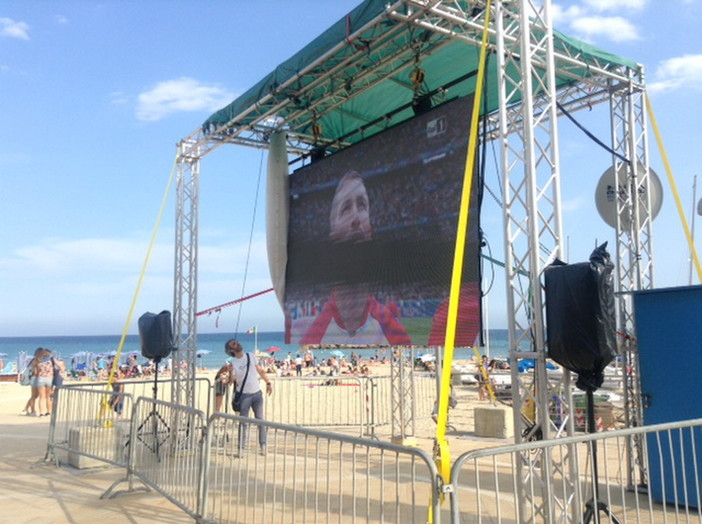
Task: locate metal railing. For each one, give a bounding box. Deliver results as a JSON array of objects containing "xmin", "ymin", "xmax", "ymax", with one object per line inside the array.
[
  {"xmin": 265, "ymin": 375, "xmax": 366, "ymax": 433},
  {"xmin": 46, "ymin": 385, "xmax": 133, "ymax": 469},
  {"xmin": 236, "ymin": 373, "xmax": 437, "ymax": 438},
  {"xmin": 449, "ymin": 418, "xmax": 702, "ymax": 523},
  {"xmin": 65, "ymin": 376, "xmax": 212, "ymax": 415},
  {"xmin": 124, "ymin": 396, "xmax": 207, "ymax": 520},
  {"xmin": 45, "ymin": 384, "xmax": 702, "ymax": 523},
  {"xmin": 202, "ymin": 412, "xmax": 444, "ymax": 523}
]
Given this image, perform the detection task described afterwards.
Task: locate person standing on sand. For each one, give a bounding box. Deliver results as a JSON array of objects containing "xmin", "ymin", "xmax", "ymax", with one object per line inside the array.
[
  {"xmin": 214, "ymin": 363, "xmax": 233, "ymax": 412},
  {"xmin": 22, "ymin": 347, "xmax": 43, "ymax": 416},
  {"xmin": 294, "ymin": 354, "xmax": 303, "ymax": 376},
  {"xmin": 32, "ymin": 348, "xmax": 54, "ymax": 417},
  {"xmin": 110, "ymin": 368, "xmax": 126, "ymax": 416},
  {"xmin": 225, "ymin": 339, "xmax": 273, "ymax": 456}
]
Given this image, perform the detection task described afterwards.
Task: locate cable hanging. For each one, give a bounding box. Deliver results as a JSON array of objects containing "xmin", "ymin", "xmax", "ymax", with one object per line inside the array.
[
  {"xmin": 556, "ymin": 101, "xmax": 630, "ymax": 165},
  {"xmin": 234, "ymin": 149, "xmax": 266, "ymax": 337}
]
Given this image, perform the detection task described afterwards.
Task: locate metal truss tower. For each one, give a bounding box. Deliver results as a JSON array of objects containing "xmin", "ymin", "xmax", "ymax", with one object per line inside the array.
[
  {"xmin": 609, "ymin": 80, "xmax": 654, "ymax": 489},
  {"xmin": 170, "ymin": 1, "xmax": 653, "ymax": 501},
  {"xmin": 172, "ymin": 139, "xmax": 200, "ymax": 408},
  {"xmin": 390, "ymin": 349, "xmax": 417, "ymax": 444}
]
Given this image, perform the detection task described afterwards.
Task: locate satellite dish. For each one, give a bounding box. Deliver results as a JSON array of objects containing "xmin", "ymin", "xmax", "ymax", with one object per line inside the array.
[{"xmin": 595, "ymin": 163, "xmax": 663, "ymax": 229}]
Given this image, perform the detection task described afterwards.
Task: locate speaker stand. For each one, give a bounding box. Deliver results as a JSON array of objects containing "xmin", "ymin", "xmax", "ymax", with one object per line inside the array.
[
  {"xmin": 582, "ymin": 388, "xmax": 621, "ymax": 524},
  {"xmin": 135, "ymin": 357, "xmax": 169, "ymax": 462}
]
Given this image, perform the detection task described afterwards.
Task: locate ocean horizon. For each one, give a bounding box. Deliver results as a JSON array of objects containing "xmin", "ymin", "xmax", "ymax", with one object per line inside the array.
[{"xmin": 0, "ymin": 329, "xmax": 511, "ymax": 371}]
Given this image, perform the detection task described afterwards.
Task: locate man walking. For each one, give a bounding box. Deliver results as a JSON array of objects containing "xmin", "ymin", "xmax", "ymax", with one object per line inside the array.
[{"xmin": 225, "ymin": 339, "xmax": 273, "ymax": 455}]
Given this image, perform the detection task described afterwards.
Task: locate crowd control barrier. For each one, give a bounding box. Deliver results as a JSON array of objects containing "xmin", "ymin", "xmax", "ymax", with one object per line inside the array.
[
  {"xmin": 114, "ymin": 396, "xmax": 208, "ymax": 519},
  {"xmin": 449, "ymin": 418, "xmax": 702, "ymax": 523},
  {"xmin": 46, "ymin": 385, "xmax": 133, "ymax": 469},
  {"xmin": 202, "ymin": 412, "xmax": 444, "ymax": 523},
  {"xmin": 65, "ymin": 377, "xmax": 212, "ymax": 416},
  {"xmin": 46, "ymin": 383, "xmax": 702, "ymax": 523}
]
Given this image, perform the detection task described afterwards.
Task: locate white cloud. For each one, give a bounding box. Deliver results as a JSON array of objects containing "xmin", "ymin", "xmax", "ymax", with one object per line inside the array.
[
  {"xmin": 584, "ymin": 0, "xmax": 646, "ymax": 11},
  {"xmin": 1, "ymin": 237, "xmax": 167, "ymax": 275},
  {"xmin": 571, "ymin": 16, "xmax": 640, "ymax": 42},
  {"xmin": 136, "ymin": 77, "xmax": 237, "ymax": 122},
  {"xmin": 552, "ymin": 4, "xmax": 585, "ymax": 26},
  {"xmin": 648, "ymin": 54, "xmax": 702, "ymax": 93},
  {"xmin": 55, "ymin": 15, "xmax": 68, "ymax": 24},
  {"xmin": 0, "ymin": 232, "xmax": 274, "ymax": 335},
  {"xmin": 110, "ymin": 90, "xmax": 129, "ymax": 105},
  {"xmin": 0, "ymin": 17, "xmax": 29, "ymax": 40}
]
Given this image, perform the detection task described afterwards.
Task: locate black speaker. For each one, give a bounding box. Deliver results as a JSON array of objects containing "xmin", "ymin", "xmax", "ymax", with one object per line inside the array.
[
  {"xmin": 138, "ymin": 310, "xmax": 174, "ymax": 361},
  {"xmin": 544, "ymin": 243, "xmax": 617, "ymax": 391}
]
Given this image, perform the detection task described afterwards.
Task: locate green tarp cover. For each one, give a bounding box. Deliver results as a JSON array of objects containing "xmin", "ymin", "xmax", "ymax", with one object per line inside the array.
[{"xmin": 203, "ymin": 0, "xmax": 638, "ymax": 148}]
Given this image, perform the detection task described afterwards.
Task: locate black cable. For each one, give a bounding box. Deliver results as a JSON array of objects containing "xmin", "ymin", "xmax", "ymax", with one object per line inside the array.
[
  {"xmin": 476, "ymin": 51, "xmax": 492, "ymax": 349},
  {"xmin": 234, "ymin": 150, "xmax": 265, "ymax": 338},
  {"xmin": 556, "ymin": 102, "xmax": 630, "ymax": 165}
]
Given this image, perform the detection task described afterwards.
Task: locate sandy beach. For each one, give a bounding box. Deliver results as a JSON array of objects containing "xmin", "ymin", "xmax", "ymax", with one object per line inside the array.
[
  {"xmin": 0, "ymin": 363, "xmax": 509, "ymax": 522},
  {"xmin": 0, "ymin": 380, "xmax": 195, "ymax": 523}
]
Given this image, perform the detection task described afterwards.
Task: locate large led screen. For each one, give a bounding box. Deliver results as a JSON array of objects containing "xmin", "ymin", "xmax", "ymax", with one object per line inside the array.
[{"xmin": 284, "ymin": 95, "xmax": 481, "ymax": 347}]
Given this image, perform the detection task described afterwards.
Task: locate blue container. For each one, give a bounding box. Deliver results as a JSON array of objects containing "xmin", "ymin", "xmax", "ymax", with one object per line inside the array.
[{"xmin": 634, "ymin": 285, "xmax": 702, "ymax": 507}]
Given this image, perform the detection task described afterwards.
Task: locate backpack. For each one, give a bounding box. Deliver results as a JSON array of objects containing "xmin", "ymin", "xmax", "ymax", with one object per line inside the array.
[{"xmin": 19, "ymin": 365, "xmax": 33, "ymax": 386}]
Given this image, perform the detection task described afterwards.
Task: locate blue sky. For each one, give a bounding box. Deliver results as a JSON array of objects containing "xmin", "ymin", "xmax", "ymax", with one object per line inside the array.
[{"xmin": 1, "ymin": 1, "xmax": 700, "ymax": 337}]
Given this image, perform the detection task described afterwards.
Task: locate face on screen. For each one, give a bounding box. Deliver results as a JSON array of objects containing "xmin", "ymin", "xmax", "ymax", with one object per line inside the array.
[{"xmin": 329, "ymin": 174, "xmax": 372, "ymax": 243}]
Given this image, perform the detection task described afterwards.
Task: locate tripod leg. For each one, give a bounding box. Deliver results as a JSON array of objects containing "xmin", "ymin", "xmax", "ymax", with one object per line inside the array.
[{"xmin": 599, "ymin": 501, "xmax": 622, "ymax": 524}]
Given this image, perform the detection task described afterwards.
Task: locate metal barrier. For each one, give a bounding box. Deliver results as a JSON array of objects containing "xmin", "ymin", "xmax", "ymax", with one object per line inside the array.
[
  {"xmin": 261, "ymin": 373, "xmax": 436, "ymax": 438},
  {"xmin": 202, "ymin": 412, "xmax": 444, "ymax": 523},
  {"xmin": 46, "ymin": 385, "xmax": 134, "ymax": 469},
  {"xmin": 265, "ymin": 375, "xmax": 367, "ymax": 434},
  {"xmin": 119, "ymin": 396, "xmax": 207, "ymax": 520},
  {"xmin": 66, "ymin": 376, "xmax": 212, "ymax": 415},
  {"xmin": 45, "ymin": 383, "xmax": 702, "ymax": 523},
  {"xmin": 449, "ymin": 418, "xmax": 702, "ymax": 523},
  {"xmin": 367, "ymin": 374, "xmax": 437, "ymax": 433}
]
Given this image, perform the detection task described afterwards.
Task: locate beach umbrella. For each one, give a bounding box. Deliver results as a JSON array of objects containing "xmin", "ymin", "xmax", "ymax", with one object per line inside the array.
[
  {"xmin": 266, "ymin": 346, "xmax": 281, "ymax": 352},
  {"xmin": 329, "ymin": 350, "xmax": 345, "ymax": 358},
  {"xmin": 0, "ymin": 353, "xmax": 7, "ymax": 357},
  {"xmin": 196, "ymin": 349, "xmax": 211, "ymax": 357},
  {"xmin": 419, "ymin": 353, "xmax": 435, "ymax": 362}
]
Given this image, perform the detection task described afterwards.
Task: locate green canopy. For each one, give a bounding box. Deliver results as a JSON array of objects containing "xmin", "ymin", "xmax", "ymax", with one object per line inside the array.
[{"xmin": 202, "ymin": 0, "xmax": 639, "ymax": 155}]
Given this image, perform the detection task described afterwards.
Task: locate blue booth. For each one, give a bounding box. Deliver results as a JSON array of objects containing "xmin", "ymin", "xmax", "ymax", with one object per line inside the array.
[{"xmin": 634, "ymin": 285, "xmax": 702, "ymax": 507}]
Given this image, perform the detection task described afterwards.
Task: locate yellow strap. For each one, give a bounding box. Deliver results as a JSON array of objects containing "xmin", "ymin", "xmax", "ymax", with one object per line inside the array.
[
  {"xmin": 99, "ymin": 154, "xmax": 179, "ymax": 424},
  {"xmin": 645, "ymin": 93, "xmax": 702, "ymax": 282},
  {"xmin": 433, "ymin": 0, "xmax": 493, "ymax": 507}
]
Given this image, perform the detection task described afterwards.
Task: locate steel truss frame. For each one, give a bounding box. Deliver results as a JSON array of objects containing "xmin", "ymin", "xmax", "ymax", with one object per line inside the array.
[
  {"xmin": 609, "ymin": 76, "xmax": 653, "ymax": 491},
  {"xmin": 172, "ymin": 140, "xmax": 200, "ymax": 408},
  {"xmin": 173, "ymin": 0, "xmax": 653, "ymax": 512}
]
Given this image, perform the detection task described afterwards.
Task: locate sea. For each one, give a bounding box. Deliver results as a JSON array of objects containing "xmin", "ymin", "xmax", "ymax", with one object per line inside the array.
[{"xmin": 0, "ymin": 329, "xmax": 511, "ymax": 370}]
